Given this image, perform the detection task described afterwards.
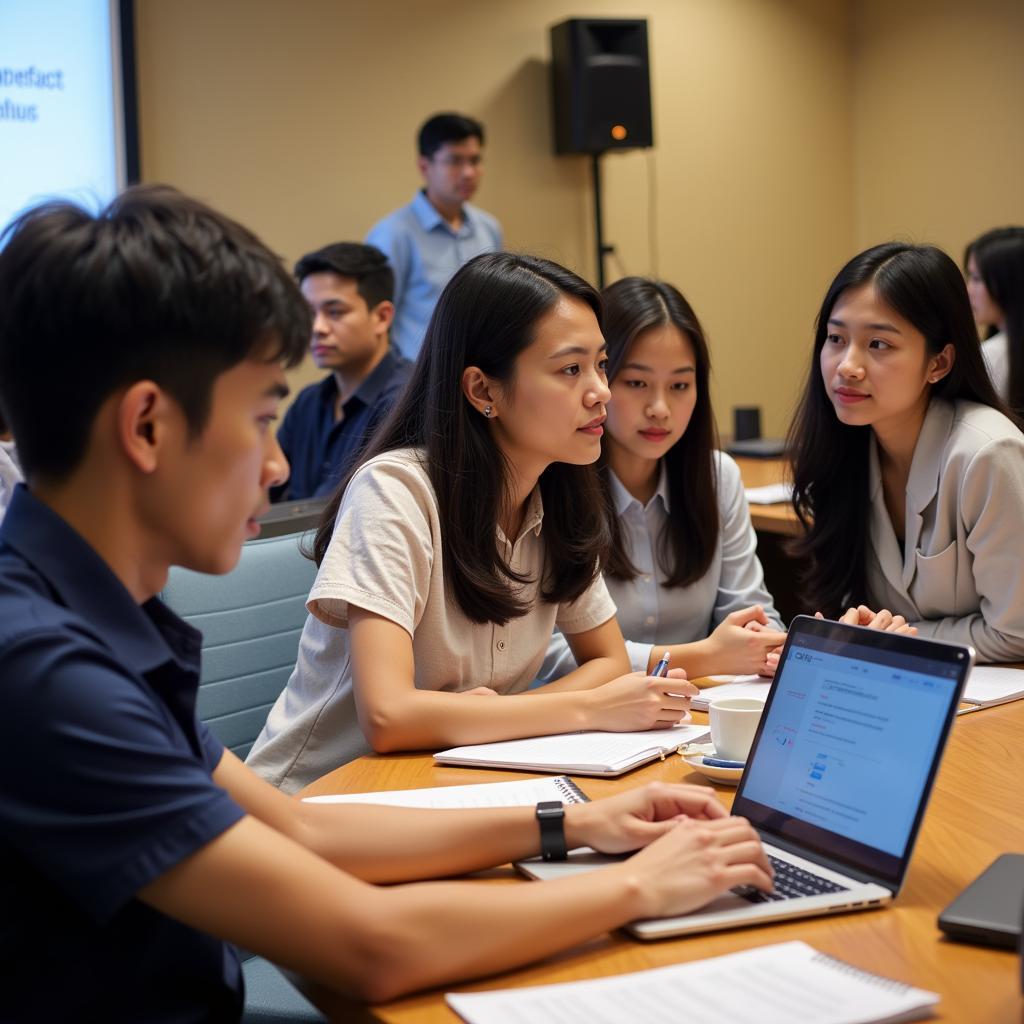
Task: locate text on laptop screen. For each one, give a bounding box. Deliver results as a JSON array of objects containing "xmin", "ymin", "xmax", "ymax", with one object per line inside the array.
[{"xmin": 740, "ymin": 633, "xmax": 959, "ymax": 861}]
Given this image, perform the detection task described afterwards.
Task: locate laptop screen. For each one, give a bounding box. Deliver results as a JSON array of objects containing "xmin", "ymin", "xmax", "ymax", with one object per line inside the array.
[{"xmin": 733, "ymin": 616, "xmax": 970, "ymax": 889}]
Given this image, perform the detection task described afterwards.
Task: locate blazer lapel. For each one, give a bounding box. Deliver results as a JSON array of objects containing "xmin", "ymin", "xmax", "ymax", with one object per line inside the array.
[
  {"xmin": 901, "ymin": 399, "xmax": 954, "ymax": 590},
  {"xmin": 868, "ymin": 438, "xmax": 910, "ymax": 600}
]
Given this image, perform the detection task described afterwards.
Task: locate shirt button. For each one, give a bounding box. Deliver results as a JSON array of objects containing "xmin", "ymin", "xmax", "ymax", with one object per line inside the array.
[
  {"xmin": 496, "ymin": 640, "xmax": 506, "ymax": 651},
  {"xmin": 642, "ymin": 575, "xmax": 652, "ymax": 583},
  {"xmin": 645, "ymin": 616, "xmax": 656, "ymax": 626}
]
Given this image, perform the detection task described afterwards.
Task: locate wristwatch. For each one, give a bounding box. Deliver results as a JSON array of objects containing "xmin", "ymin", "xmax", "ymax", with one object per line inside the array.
[{"xmin": 535, "ymin": 801, "xmax": 568, "ymax": 861}]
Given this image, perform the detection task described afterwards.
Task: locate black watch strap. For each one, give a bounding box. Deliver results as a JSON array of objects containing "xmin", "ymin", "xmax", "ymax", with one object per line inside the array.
[{"xmin": 536, "ymin": 800, "xmax": 567, "ymax": 861}]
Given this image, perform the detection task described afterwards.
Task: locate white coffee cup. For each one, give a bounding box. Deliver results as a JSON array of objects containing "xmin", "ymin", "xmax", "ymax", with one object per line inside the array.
[{"xmin": 708, "ymin": 697, "xmax": 766, "ymax": 763}]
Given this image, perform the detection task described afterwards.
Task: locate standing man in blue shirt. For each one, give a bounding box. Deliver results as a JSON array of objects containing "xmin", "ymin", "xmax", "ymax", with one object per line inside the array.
[
  {"xmin": 367, "ymin": 112, "xmax": 503, "ymax": 359},
  {"xmin": 273, "ymin": 242, "xmax": 412, "ymax": 501},
  {"xmin": 0, "ymin": 185, "xmax": 770, "ymax": 1021}
]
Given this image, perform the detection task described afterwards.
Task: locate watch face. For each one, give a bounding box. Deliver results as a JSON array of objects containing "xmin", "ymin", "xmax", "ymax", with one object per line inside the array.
[{"xmin": 537, "ymin": 801, "xmax": 564, "ymax": 819}]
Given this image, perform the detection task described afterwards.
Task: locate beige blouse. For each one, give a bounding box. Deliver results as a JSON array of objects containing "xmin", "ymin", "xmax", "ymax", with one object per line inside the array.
[{"xmin": 247, "ymin": 448, "xmax": 616, "ymax": 792}]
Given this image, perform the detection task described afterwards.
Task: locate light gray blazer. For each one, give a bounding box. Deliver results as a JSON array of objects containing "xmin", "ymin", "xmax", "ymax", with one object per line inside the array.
[{"xmin": 866, "ymin": 398, "xmax": 1024, "ymax": 662}]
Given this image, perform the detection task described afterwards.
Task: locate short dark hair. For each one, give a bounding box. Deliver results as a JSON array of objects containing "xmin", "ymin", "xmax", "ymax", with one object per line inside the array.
[
  {"xmin": 0, "ymin": 184, "xmax": 310, "ymax": 482},
  {"xmin": 418, "ymin": 112, "xmax": 485, "ymax": 159},
  {"xmin": 293, "ymin": 242, "xmax": 394, "ymax": 310},
  {"xmin": 312, "ymin": 251, "xmax": 608, "ymax": 625},
  {"xmin": 599, "ymin": 277, "xmax": 720, "ymax": 588},
  {"xmin": 788, "ymin": 241, "xmax": 1009, "ymax": 616}
]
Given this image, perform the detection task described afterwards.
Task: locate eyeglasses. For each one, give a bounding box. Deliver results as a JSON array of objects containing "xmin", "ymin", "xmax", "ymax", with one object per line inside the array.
[{"xmin": 432, "ymin": 154, "xmax": 484, "ymax": 170}]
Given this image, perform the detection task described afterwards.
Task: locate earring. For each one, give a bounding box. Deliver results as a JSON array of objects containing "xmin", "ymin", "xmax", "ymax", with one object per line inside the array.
[{"xmin": 483, "ymin": 405, "xmax": 493, "ymax": 418}]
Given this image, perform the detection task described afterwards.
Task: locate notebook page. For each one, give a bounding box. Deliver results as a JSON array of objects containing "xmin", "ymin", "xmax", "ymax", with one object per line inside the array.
[
  {"xmin": 302, "ymin": 776, "xmax": 587, "ymax": 808},
  {"xmin": 436, "ymin": 723, "xmax": 709, "ymax": 772},
  {"xmin": 691, "ymin": 675, "xmax": 769, "ymax": 711},
  {"xmin": 962, "ymin": 665, "xmax": 1024, "ymax": 706},
  {"xmin": 446, "ymin": 940, "xmax": 938, "ymax": 1024}
]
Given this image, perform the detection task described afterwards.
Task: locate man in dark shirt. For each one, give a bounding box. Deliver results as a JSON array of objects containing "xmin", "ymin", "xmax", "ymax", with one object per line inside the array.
[
  {"xmin": 273, "ymin": 242, "xmax": 412, "ymax": 500},
  {"xmin": 0, "ymin": 185, "xmax": 769, "ymax": 1021}
]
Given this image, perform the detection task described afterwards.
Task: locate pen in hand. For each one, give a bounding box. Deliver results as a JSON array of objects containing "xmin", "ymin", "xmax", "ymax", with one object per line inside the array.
[{"xmin": 652, "ymin": 650, "xmax": 671, "ymax": 677}]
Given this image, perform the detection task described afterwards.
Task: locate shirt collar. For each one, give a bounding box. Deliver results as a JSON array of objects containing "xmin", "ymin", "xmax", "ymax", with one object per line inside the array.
[
  {"xmin": 353, "ymin": 347, "xmax": 407, "ymax": 406},
  {"xmin": 315, "ymin": 348, "xmax": 407, "ymax": 411},
  {"xmin": 411, "ymin": 189, "xmax": 473, "ymax": 236},
  {"xmin": 497, "ymin": 486, "xmax": 545, "ymax": 546},
  {"xmin": 0, "ymin": 487, "xmax": 201, "ymax": 676},
  {"xmin": 607, "ymin": 464, "xmax": 670, "ymax": 516},
  {"xmin": 868, "ymin": 398, "xmax": 953, "ymax": 514}
]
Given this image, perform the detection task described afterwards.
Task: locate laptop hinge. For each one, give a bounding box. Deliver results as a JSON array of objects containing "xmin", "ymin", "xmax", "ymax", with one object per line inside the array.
[{"xmin": 756, "ymin": 828, "xmax": 898, "ymax": 894}]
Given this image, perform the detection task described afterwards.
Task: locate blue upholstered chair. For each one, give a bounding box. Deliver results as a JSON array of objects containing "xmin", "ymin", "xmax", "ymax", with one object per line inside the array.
[
  {"xmin": 163, "ymin": 530, "xmax": 319, "ymax": 759},
  {"xmin": 163, "ymin": 528, "xmax": 326, "ymax": 1022}
]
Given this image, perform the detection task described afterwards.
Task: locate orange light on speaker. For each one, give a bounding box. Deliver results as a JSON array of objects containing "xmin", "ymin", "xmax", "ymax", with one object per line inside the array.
[{"xmin": 611, "ymin": 124, "xmax": 628, "ymax": 141}]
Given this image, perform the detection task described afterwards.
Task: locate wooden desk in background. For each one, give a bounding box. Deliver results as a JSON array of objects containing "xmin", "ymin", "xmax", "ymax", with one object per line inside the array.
[
  {"xmin": 732, "ymin": 455, "xmax": 800, "ymax": 537},
  {"xmin": 300, "ymin": 701, "xmax": 1024, "ymax": 1023}
]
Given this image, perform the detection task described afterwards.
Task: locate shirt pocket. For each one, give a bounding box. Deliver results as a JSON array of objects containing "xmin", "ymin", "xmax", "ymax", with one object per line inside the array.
[{"xmin": 911, "ymin": 540, "xmax": 969, "ymax": 618}]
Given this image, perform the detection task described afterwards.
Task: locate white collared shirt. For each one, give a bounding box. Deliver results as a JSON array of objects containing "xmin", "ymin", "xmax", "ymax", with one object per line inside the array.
[{"xmin": 540, "ymin": 452, "xmax": 781, "ymax": 677}]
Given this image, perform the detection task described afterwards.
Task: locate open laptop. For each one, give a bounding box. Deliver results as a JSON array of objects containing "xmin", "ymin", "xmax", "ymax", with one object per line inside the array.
[{"xmin": 519, "ymin": 614, "xmax": 973, "ymax": 939}]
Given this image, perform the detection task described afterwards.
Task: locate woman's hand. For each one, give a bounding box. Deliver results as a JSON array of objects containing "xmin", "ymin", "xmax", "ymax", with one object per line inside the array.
[
  {"xmin": 704, "ymin": 606, "xmax": 787, "ymax": 675},
  {"xmin": 817, "ymin": 607, "xmax": 917, "ymax": 635},
  {"xmin": 584, "ymin": 669, "xmax": 697, "ymax": 731}
]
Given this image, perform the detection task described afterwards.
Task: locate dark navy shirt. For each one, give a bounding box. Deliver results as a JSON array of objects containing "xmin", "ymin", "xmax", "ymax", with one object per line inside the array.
[
  {"xmin": 0, "ymin": 487, "xmax": 247, "ymax": 1022},
  {"xmin": 273, "ymin": 347, "xmax": 412, "ymax": 501}
]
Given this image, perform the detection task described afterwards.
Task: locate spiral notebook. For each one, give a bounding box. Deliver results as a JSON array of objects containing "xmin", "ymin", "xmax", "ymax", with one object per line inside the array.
[
  {"xmin": 302, "ymin": 775, "xmax": 589, "ymax": 809},
  {"xmin": 446, "ymin": 940, "xmax": 939, "ymax": 1024},
  {"xmin": 434, "ymin": 723, "xmax": 709, "ymax": 777}
]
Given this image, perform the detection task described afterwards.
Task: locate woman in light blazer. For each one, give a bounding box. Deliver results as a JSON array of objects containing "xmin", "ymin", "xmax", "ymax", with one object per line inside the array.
[{"xmin": 788, "ymin": 241, "xmax": 1024, "ymax": 662}]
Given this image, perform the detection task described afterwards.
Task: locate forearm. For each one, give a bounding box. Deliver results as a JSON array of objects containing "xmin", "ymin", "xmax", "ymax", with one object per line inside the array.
[
  {"xmin": 530, "ymin": 654, "xmax": 626, "ymax": 693},
  {"xmin": 356, "ymin": 866, "xmax": 641, "ymax": 1001},
  {"xmin": 357, "ymin": 686, "xmax": 597, "ymax": 752},
  {"xmin": 299, "ymin": 802, "xmax": 561, "ymax": 882},
  {"xmin": 650, "ymin": 640, "xmax": 716, "ymax": 678}
]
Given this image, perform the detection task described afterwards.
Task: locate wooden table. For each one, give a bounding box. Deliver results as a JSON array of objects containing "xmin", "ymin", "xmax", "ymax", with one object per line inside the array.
[
  {"xmin": 733, "ymin": 455, "xmax": 799, "ymax": 537},
  {"xmin": 300, "ymin": 702, "xmax": 1024, "ymax": 1022}
]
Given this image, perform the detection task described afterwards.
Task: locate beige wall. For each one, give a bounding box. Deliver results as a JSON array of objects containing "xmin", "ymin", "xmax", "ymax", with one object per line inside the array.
[
  {"xmin": 134, "ymin": 0, "xmax": 1023, "ymax": 436},
  {"xmin": 853, "ymin": 0, "xmax": 1024, "ymax": 260}
]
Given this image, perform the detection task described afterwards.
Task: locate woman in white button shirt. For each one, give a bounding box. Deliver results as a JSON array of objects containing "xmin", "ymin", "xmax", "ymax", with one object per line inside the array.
[
  {"xmin": 964, "ymin": 226, "xmax": 1024, "ymax": 412},
  {"xmin": 542, "ymin": 277, "xmax": 788, "ymax": 684},
  {"xmin": 248, "ymin": 254, "xmax": 699, "ymax": 792},
  {"xmin": 789, "ymin": 241, "xmax": 1024, "ymax": 661}
]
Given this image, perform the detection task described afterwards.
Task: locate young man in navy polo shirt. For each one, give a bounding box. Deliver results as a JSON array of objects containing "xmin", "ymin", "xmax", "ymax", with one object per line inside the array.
[
  {"xmin": 272, "ymin": 242, "xmax": 412, "ymax": 501},
  {"xmin": 0, "ymin": 186, "xmax": 770, "ymax": 1020}
]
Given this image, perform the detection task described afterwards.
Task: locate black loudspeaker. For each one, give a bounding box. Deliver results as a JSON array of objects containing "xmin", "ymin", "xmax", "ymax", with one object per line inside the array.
[{"xmin": 550, "ymin": 18, "xmax": 653, "ymax": 155}]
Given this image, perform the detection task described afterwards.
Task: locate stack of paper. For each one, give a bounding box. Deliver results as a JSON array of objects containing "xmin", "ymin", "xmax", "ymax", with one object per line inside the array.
[
  {"xmin": 962, "ymin": 665, "xmax": 1024, "ymax": 709},
  {"xmin": 446, "ymin": 940, "xmax": 939, "ymax": 1024}
]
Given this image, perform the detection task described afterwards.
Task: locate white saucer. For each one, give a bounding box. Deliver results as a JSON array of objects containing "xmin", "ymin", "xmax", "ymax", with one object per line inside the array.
[{"xmin": 679, "ymin": 742, "xmax": 745, "ymax": 786}]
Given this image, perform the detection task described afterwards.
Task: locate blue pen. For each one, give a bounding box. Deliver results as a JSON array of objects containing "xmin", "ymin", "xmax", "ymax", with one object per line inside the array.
[
  {"xmin": 702, "ymin": 756, "xmax": 746, "ymax": 770},
  {"xmin": 652, "ymin": 650, "xmax": 671, "ymax": 677}
]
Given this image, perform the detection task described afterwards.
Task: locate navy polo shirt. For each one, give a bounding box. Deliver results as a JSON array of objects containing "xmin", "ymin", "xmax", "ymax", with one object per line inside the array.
[
  {"xmin": 273, "ymin": 347, "xmax": 412, "ymax": 501},
  {"xmin": 0, "ymin": 487, "xmax": 247, "ymax": 1022}
]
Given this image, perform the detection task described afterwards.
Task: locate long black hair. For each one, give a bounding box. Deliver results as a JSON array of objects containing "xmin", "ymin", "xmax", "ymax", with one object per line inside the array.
[
  {"xmin": 965, "ymin": 226, "xmax": 1024, "ymax": 414},
  {"xmin": 788, "ymin": 242, "xmax": 1006, "ymax": 616},
  {"xmin": 311, "ymin": 251, "xmax": 610, "ymax": 625},
  {"xmin": 599, "ymin": 277, "xmax": 719, "ymax": 587}
]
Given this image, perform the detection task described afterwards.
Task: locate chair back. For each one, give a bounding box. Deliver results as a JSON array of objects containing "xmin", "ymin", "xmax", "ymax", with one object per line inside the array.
[{"xmin": 163, "ymin": 531, "xmax": 317, "ymax": 759}]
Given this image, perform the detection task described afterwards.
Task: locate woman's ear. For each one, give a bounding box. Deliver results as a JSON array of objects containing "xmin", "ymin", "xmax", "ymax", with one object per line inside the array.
[
  {"xmin": 927, "ymin": 343, "xmax": 955, "ymax": 385},
  {"xmin": 461, "ymin": 366, "xmax": 497, "ymax": 418}
]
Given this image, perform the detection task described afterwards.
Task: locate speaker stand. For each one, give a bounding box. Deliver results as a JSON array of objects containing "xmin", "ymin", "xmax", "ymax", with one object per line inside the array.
[{"xmin": 590, "ymin": 151, "xmax": 615, "ymax": 288}]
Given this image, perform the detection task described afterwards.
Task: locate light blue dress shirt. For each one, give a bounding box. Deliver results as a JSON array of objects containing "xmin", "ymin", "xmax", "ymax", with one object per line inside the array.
[
  {"xmin": 366, "ymin": 191, "xmax": 503, "ymax": 359},
  {"xmin": 539, "ymin": 453, "xmax": 782, "ymax": 678}
]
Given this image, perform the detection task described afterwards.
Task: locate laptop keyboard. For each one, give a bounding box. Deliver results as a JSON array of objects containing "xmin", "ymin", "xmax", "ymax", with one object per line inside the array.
[{"xmin": 734, "ymin": 855, "xmax": 850, "ymax": 903}]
